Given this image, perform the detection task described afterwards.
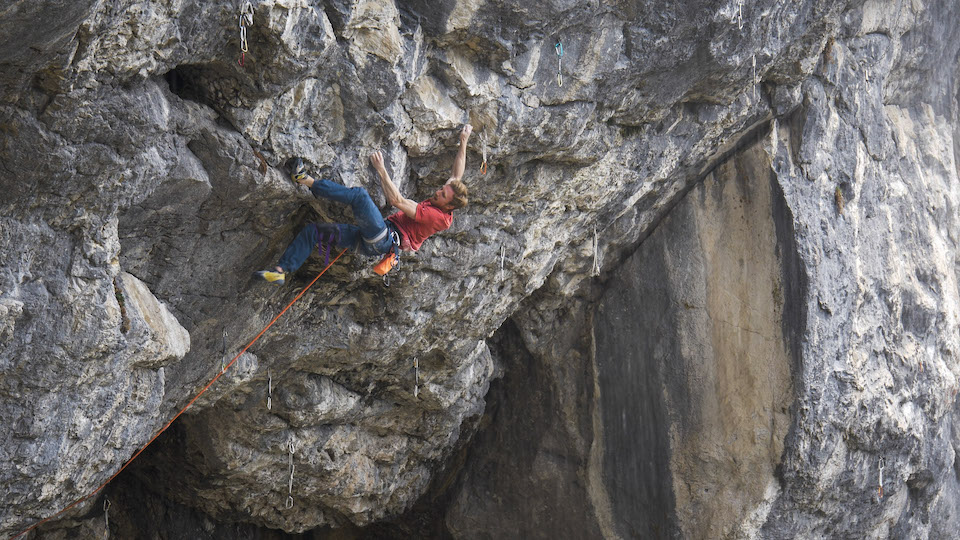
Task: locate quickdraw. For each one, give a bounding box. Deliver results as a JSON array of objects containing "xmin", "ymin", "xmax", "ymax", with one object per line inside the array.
[
  {"xmin": 238, "ymin": 2, "xmax": 254, "ymax": 67},
  {"xmin": 414, "ymin": 357, "xmax": 419, "ymax": 399},
  {"xmin": 480, "ymin": 132, "xmax": 489, "ymax": 175},
  {"xmin": 737, "ymin": 0, "xmax": 744, "ymax": 30},
  {"xmin": 266, "ymin": 371, "xmax": 272, "ymax": 410},
  {"xmin": 220, "ymin": 329, "xmax": 227, "ymax": 373},
  {"xmin": 592, "ymin": 227, "xmax": 600, "ymax": 277},
  {"xmin": 752, "ymin": 54, "xmax": 757, "ymax": 100},
  {"xmin": 555, "ymin": 41, "xmax": 564, "ymax": 87},
  {"xmin": 286, "ymin": 440, "xmax": 296, "ymax": 509},
  {"xmin": 103, "ymin": 498, "xmax": 110, "ymax": 540},
  {"xmin": 878, "ymin": 457, "xmax": 885, "ymax": 499},
  {"xmin": 499, "ymin": 245, "xmax": 505, "ymax": 279}
]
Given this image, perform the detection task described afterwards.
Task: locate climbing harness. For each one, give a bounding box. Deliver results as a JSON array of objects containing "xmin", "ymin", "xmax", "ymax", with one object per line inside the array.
[
  {"xmin": 267, "ymin": 371, "xmax": 273, "ymax": 410},
  {"xmin": 103, "ymin": 498, "xmax": 110, "ymax": 540},
  {"xmin": 555, "ymin": 41, "xmax": 564, "ymax": 87},
  {"xmin": 238, "ymin": 2, "xmax": 254, "ymax": 67},
  {"xmin": 592, "ymin": 227, "xmax": 600, "ymax": 277},
  {"xmin": 10, "ymin": 248, "xmax": 349, "ymax": 540},
  {"xmin": 479, "ymin": 132, "xmax": 489, "ymax": 175},
  {"xmin": 286, "ymin": 440, "xmax": 296, "ymax": 509},
  {"xmin": 414, "ymin": 357, "xmax": 419, "ymax": 399},
  {"xmin": 878, "ymin": 457, "xmax": 885, "ymax": 499}
]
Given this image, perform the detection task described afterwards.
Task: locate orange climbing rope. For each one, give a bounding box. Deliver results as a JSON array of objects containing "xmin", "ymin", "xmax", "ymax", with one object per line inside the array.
[{"xmin": 10, "ymin": 248, "xmax": 348, "ymax": 540}]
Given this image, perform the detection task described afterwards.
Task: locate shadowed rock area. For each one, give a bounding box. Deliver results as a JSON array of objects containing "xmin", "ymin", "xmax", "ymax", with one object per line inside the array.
[
  {"xmin": 1, "ymin": 0, "xmax": 959, "ymax": 538},
  {"xmin": 593, "ymin": 139, "xmax": 797, "ymax": 539}
]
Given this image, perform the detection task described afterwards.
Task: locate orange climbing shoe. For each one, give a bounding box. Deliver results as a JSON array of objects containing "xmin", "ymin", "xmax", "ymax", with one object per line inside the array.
[{"xmin": 373, "ymin": 252, "xmax": 397, "ymax": 276}]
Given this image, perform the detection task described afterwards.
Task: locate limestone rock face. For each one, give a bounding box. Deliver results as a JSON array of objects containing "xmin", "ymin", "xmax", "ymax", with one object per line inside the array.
[
  {"xmin": 445, "ymin": 1, "xmax": 960, "ymax": 538},
  {"xmin": 0, "ymin": 0, "xmax": 958, "ymax": 538}
]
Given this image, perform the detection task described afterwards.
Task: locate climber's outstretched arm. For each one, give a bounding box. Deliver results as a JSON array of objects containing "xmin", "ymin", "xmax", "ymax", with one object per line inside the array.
[
  {"xmin": 448, "ymin": 124, "xmax": 473, "ymax": 184},
  {"xmin": 371, "ymin": 150, "xmax": 418, "ymax": 219}
]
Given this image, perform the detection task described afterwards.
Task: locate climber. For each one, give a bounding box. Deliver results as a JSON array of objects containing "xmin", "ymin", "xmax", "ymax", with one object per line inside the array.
[{"xmin": 254, "ymin": 124, "xmax": 473, "ymax": 284}]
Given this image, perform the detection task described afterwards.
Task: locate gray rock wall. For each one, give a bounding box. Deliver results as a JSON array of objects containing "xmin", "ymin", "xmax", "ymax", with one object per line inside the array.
[
  {"xmin": 445, "ymin": 134, "xmax": 801, "ymax": 539},
  {"xmin": 445, "ymin": 1, "xmax": 960, "ymax": 538},
  {"xmin": 1, "ymin": 0, "xmax": 958, "ymax": 537}
]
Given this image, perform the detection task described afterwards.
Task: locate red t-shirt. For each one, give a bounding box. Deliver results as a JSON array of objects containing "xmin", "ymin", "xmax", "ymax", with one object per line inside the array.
[{"xmin": 387, "ymin": 201, "xmax": 453, "ymax": 251}]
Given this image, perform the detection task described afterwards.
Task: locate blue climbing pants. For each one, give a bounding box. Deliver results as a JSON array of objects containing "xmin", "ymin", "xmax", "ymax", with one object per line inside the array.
[{"xmin": 277, "ymin": 179, "xmax": 393, "ymax": 273}]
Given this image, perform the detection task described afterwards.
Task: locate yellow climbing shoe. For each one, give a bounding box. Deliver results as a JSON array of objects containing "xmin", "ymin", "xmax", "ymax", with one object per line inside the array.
[
  {"xmin": 285, "ymin": 157, "xmax": 307, "ymax": 182},
  {"xmin": 254, "ymin": 270, "xmax": 285, "ymax": 285}
]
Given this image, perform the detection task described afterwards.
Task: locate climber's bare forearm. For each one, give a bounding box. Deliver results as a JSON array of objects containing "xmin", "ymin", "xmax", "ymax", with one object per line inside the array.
[
  {"xmin": 371, "ymin": 151, "xmax": 417, "ymax": 218},
  {"xmin": 449, "ymin": 124, "xmax": 473, "ymax": 183}
]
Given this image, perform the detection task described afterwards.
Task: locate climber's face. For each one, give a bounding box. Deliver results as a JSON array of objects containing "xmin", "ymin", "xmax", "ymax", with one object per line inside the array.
[{"xmin": 430, "ymin": 184, "xmax": 455, "ymax": 210}]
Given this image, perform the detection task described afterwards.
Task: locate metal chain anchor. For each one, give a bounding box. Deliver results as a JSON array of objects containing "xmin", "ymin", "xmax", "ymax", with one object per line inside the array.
[
  {"xmin": 238, "ymin": 2, "xmax": 254, "ymax": 67},
  {"xmin": 286, "ymin": 439, "xmax": 296, "ymax": 509}
]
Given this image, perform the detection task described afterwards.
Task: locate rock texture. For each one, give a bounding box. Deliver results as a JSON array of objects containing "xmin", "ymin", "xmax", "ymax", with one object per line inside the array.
[
  {"xmin": 0, "ymin": 0, "xmax": 958, "ymax": 538},
  {"xmin": 446, "ymin": 1, "xmax": 960, "ymax": 538}
]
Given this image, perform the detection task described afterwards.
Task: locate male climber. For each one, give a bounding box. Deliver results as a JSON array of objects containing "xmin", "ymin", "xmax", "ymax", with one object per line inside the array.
[{"xmin": 255, "ymin": 124, "xmax": 472, "ymax": 284}]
